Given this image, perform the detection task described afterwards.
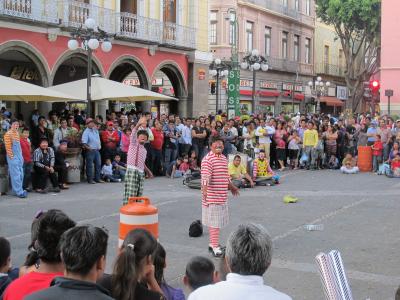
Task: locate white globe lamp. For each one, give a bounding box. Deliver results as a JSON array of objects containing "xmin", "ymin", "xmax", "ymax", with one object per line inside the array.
[
  {"xmin": 253, "ymin": 62, "xmax": 261, "ymax": 71},
  {"xmin": 85, "ymin": 18, "xmax": 96, "ymax": 30},
  {"xmin": 67, "ymin": 39, "xmax": 79, "ymax": 51},
  {"xmin": 240, "ymin": 62, "xmax": 248, "ymax": 69},
  {"xmin": 261, "ymin": 64, "xmax": 269, "ymax": 71},
  {"xmin": 88, "ymin": 38, "xmax": 100, "ymax": 50},
  {"xmin": 308, "ymin": 81, "xmax": 313, "ymax": 87},
  {"xmin": 214, "ymin": 58, "xmax": 221, "ymax": 65},
  {"xmin": 326, "ymin": 81, "xmax": 331, "ymax": 87},
  {"xmin": 101, "ymin": 41, "xmax": 112, "ymax": 52},
  {"xmin": 251, "ymin": 49, "xmax": 259, "ymax": 56}
]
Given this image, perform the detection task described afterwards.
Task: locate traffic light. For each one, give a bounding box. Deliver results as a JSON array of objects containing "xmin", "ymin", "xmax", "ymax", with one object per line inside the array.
[{"xmin": 369, "ymin": 80, "xmax": 380, "ymax": 93}]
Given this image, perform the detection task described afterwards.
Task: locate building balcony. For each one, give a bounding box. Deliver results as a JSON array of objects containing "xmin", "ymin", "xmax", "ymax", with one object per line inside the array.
[
  {"xmin": 0, "ymin": 0, "xmax": 58, "ymax": 24},
  {"xmin": 245, "ymin": 0, "xmax": 314, "ymax": 26},
  {"xmin": 315, "ymin": 63, "xmax": 345, "ymax": 77},
  {"xmin": 0, "ymin": 0, "xmax": 197, "ymax": 50}
]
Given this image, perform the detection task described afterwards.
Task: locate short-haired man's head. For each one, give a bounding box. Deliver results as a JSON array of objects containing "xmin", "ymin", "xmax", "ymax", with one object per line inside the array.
[
  {"xmin": 233, "ymin": 155, "xmax": 241, "ymax": 166},
  {"xmin": 0, "ymin": 237, "xmax": 11, "ymax": 268},
  {"xmin": 36, "ymin": 209, "xmax": 76, "ymax": 263},
  {"xmin": 225, "ymin": 223, "xmax": 272, "ymax": 276},
  {"xmin": 185, "ymin": 256, "xmax": 215, "ymax": 290},
  {"xmin": 375, "ymin": 134, "xmax": 381, "ymax": 140},
  {"xmin": 60, "ymin": 226, "xmax": 108, "ymax": 276},
  {"xmin": 137, "ymin": 129, "xmax": 149, "ymax": 145}
]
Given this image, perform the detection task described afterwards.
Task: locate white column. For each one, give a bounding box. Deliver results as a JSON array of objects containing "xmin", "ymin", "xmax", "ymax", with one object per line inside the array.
[{"xmin": 138, "ymin": 0, "xmax": 145, "ymax": 17}]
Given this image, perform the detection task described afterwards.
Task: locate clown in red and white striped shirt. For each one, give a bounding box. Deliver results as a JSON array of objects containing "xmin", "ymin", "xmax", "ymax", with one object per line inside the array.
[{"xmin": 201, "ymin": 136, "xmax": 239, "ymax": 257}]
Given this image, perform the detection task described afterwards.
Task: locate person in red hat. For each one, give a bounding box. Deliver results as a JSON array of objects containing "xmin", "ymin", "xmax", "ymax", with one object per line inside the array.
[{"xmin": 101, "ymin": 121, "xmax": 120, "ymax": 163}]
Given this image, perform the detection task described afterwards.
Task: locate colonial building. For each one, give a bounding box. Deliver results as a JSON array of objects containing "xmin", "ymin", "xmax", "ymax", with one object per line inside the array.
[
  {"xmin": 209, "ymin": 0, "xmax": 315, "ymax": 114},
  {"xmin": 0, "ymin": 0, "xmax": 210, "ymax": 120}
]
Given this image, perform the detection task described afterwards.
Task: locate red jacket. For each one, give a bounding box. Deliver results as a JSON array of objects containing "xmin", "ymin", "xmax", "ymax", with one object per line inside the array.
[
  {"xmin": 151, "ymin": 128, "xmax": 164, "ymax": 150},
  {"xmin": 20, "ymin": 137, "xmax": 32, "ymax": 163},
  {"xmin": 372, "ymin": 141, "xmax": 383, "ymax": 156},
  {"xmin": 101, "ymin": 130, "xmax": 120, "ymax": 149}
]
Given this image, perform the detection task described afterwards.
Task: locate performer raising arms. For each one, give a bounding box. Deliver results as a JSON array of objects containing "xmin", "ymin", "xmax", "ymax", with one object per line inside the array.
[
  {"xmin": 201, "ymin": 136, "xmax": 239, "ymax": 257},
  {"xmin": 123, "ymin": 116, "xmax": 152, "ymax": 205}
]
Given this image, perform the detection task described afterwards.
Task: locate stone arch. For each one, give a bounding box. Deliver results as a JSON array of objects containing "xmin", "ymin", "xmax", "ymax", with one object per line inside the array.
[
  {"xmin": 107, "ymin": 55, "xmax": 150, "ymax": 89},
  {"xmin": 50, "ymin": 50, "xmax": 104, "ymax": 86},
  {"xmin": 0, "ymin": 40, "xmax": 51, "ymax": 86},
  {"xmin": 151, "ymin": 60, "xmax": 188, "ymax": 98}
]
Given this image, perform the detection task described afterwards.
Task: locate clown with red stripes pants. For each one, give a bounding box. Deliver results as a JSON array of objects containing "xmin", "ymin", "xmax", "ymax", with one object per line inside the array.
[{"xmin": 201, "ymin": 138, "xmax": 239, "ymax": 256}]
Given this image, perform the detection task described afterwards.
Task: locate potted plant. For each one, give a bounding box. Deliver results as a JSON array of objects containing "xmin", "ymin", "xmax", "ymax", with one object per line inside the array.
[{"xmin": 65, "ymin": 127, "xmax": 83, "ymax": 183}]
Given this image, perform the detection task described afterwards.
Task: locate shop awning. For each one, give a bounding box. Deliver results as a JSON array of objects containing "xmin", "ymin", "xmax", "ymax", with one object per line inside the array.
[
  {"xmin": 239, "ymin": 89, "xmax": 253, "ymax": 96},
  {"xmin": 281, "ymin": 91, "xmax": 305, "ymax": 100},
  {"xmin": 240, "ymin": 89, "xmax": 280, "ymax": 97},
  {"xmin": 320, "ymin": 96, "xmax": 344, "ymax": 106}
]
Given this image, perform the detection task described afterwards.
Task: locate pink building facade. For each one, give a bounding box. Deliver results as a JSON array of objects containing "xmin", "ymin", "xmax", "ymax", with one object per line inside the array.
[
  {"xmin": 209, "ymin": 0, "xmax": 315, "ymax": 114},
  {"xmin": 380, "ymin": 0, "xmax": 400, "ymax": 115}
]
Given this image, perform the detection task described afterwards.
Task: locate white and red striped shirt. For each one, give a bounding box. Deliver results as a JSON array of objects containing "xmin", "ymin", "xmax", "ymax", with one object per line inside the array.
[
  {"xmin": 127, "ymin": 128, "xmax": 147, "ymax": 173},
  {"xmin": 201, "ymin": 151, "xmax": 229, "ymax": 205}
]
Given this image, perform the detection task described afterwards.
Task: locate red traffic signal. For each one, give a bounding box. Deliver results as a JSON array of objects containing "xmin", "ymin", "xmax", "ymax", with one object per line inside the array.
[{"xmin": 369, "ymin": 80, "xmax": 380, "ymax": 92}]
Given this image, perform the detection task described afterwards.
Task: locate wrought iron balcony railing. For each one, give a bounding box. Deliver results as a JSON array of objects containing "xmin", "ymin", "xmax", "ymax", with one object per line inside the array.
[
  {"xmin": 315, "ymin": 63, "xmax": 345, "ymax": 77},
  {"xmin": 162, "ymin": 21, "xmax": 197, "ymax": 49},
  {"xmin": 117, "ymin": 12, "xmax": 162, "ymax": 43},
  {"xmin": 0, "ymin": 0, "xmax": 58, "ymax": 24}
]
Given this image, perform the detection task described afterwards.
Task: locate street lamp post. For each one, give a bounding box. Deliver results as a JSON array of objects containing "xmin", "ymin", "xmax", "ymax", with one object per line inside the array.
[
  {"xmin": 67, "ymin": 18, "xmax": 113, "ymax": 118},
  {"xmin": 308, "ymin": 76, "xmax": 330, "ymax": 114},
  {"xmin": 241, "ymin": 49, "xmax": 269, "ymax": 114},
  {"xmin": 209, "ymin": 58, "xmax": 229, "ymax": 113}
]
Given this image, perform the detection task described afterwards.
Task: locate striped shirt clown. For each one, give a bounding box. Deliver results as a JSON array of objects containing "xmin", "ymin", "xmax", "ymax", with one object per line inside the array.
[
  {"xmin": 201, "ymin": 136, "xmax": 239, "ymax": 257},
  {"xmin": 123, "ymin": 116, "xmax": 150, "ymax": 205}
]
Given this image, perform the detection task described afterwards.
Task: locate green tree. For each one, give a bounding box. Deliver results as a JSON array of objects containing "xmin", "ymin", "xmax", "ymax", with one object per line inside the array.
[{"xmin": 315, "ymin": 0, "xmax": 381, "ymax": 113}]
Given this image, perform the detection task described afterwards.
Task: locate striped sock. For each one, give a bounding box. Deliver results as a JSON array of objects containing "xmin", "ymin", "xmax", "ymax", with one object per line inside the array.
[{"xmin": 209, "ymin": 227, "xmax": 220, "ymax": 248}]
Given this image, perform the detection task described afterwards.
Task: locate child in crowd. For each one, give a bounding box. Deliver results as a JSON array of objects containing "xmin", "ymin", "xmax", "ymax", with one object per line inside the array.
[
  {"xmin": 154, "ymin": 243, "xmax": 185, "ymax": 300},
  {"xmin": 20, "ymin": 127, "xmax": 32, "ymax": 192},
  {"xmin": 101, "ymin": 158, "xmax": 121, "ymax": 182},
  {"xmin": 169, "ymin": 157, "xmax": 187, "ymax": 178},
  {"xmin": 287, "ymin": 130, "xmax": 300, "ymax": 169},
  {"xmin": 0, "ymin": 237, "xmax": 19, "ymax": 295},
  {"xmin": 112, "ymin": 154, "xmax": 126, "ymax": 181},
  {"xmin": 189, "ymin": 151, "xmax": 200, "ymax": 171},
  {"xmin": 340, "ymin": 153, "xmax": 359, "ymax": 174},
  {"xmin": 184, "ymin": 256, "xmax": 218, "ymax": 293},
  {"xmin": 371, "ymin": 134, "xmax": 383, "ymax": 173},
  {"xmin": 390, "ymin": 153, "xmax": 400, "ymax": 177}
]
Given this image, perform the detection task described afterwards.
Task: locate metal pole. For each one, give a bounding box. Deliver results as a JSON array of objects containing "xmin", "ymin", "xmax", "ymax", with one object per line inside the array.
[
  {"xmin": 216, "ymin": 70, "xmax": 219, "ymax": 113},
  {"xmin": 252, "ymin": 69, "xmax": 256, "ymax": 114},
  {"xmin": 87, "ymin": 47, "xmax": 92, "ymax": 118},
  {"xmin": 388, "ymin": 96, "xmax": 391, "ymax": 116}
]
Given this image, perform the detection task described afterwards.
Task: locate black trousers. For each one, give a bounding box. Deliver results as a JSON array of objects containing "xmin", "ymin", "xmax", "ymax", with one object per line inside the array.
[
  {"xmin": 33, "ymin": 166, "xmax": 58, "ymax": 189},
  {"xmin": 54, "ymin": 165, "xmax": 68, "ymax": 184}
]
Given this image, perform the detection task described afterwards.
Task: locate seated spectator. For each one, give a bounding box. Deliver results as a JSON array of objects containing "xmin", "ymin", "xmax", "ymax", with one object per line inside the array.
[
  {"xmin": 154, "ymin": 243, "xmax": 185, "ymax": 300},
  {"xmin": 388, "ymin": 153, "xmax": 400, "ymax": 177},
  {"xmin": 32, "ymin": 138, "xmax": 60, "ymax": 193},
  {"xmin": 184, "ymin": 256, "xmax": 217, "ymax": 293},
  {"xmin": 26, "ymin": 225, "xmax": 112, "ymax": 300},
  {"xmin": 0, "ymin": 237, "xmax": 19, "ymax": 295},
  {"xmin": 166, "ymin": 158, "xmax": 183, "ymax": 178},
  {"xmin": 252, "ymin": 150, "xmax": 279, "ymax": 186},
  {"xmin": 188, "ymin": 223, "xmax": 292, "ymax": 300},
  {"xmin": 112, "ymin": 154, "xmax": 127, "ymax": 181},
  {"xmin": 340, "ymin": 153, "xmax": 359, "ymax": 174},
  {"xmin": 101, "ymin": 159, "xmax": 121, "ymax": 182},
  {"xmin": 98, "ymin": 228, "xmax": 165, "ymax": 300},
  {"xmin": 228, "ymin": 155, "xmax": 254, "ymax": 188},
  {"xmin": 180, "ymin": 155, "xmax": 190, "ymax": 173},
  {"xmin": 189, "ymin": 151, "xmax": 200, "ymax": 172},
  {"xmin": 54, "ymin": 140, "xmax": 70, "ymax": 190},
  {"xmin": 2, "ymin": 209, "xmax": 75, "ymax": 300}
]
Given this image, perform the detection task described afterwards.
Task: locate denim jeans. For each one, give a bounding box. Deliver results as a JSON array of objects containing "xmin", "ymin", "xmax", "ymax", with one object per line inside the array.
[
  {"xmin": 372, "ymin": 155, "xmax": 382, "ymax": 172},
  {"xmin": 85, "ymin": 149, "xmax": 101, "ymax": 182},
  {"xmin": 164, "ymin": 147, "xmax": 177, "ymax": 168},
  {"xmin": 151, "ymin": 148, "xmax": 163, "ymax": 175}
]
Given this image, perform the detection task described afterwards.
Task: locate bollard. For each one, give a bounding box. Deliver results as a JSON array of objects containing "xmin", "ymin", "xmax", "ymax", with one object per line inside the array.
[{"xmin": 119, "ymin": 197, "xmax": 158, "ymax": 247}]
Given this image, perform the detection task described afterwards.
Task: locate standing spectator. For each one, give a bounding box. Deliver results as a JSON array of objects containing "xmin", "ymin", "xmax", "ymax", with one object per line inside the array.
[
  {"xmin": 354, "ymin": 123, "xmax": 368, "ymax": 148},
  {"xmin": 371, "ymin": 134, "xmax": 383, "ymax": 173},
  {"xmin": 164, "ymin": 121, "xmax": 179, "ymax": 169},
  {"xmin": 323, "ymin": 125, "xmax": 338, "ymax": 168},
  {"xmin": 73, "ymin": 109, "xmax": 85, "ymax": 127},
  {"xmin": 53, "ymin": 118, "xmax": 70, "ymax": 149},
  {"xmin": 2, "ymin": 210, "xmax": 76, "ymax": 300},
  {"xmin": 220, "ymin": 123, "xmax": 235, "ymax": 157},
  {"xmin": 392, "ymin": 119, "xmax": 400, "ymax": 136},
  {"xmin": 4, "ymin": 120, "xmax": 27, "ymax": 198},
  {"xmin": 31, "ymin": 109, "xmax": 40, "ymax": 128},
  {"xmin": 377, "ymin": 119, "xmax": 392, "ymax": 161},
  {"xmin": 1, "ymin": 111, "xmax": 11, "ymax": 131},
  {"xmin": 26, "ymin": 225, "xmax": 112, "ymax": 300},
  {"xmin": 287, "ymin": 130, "xmax": 300, "ymax": 169},
  {"xmin": 54, "ymin": 141, "xmax": 70, "ymax": 190},
  {"xmin": 120, "ymin": 127, "xmax": 132, "ymax": 163},
  {"xmin": 180, "ymin": 118, "xmax": 192, "ymax": 157},
  {"xmin": 255, "ymin": 119, "xmax": 275, "ymax": 162},
  {"xmin": 101, "ymin": 121, "xmax": 120, "ymax": 163},
  {"xmin": 32, "ymin": 139, "xmax": 60, "ymax": 193},
  {"xmin": 367, "ymin": 121, "xmax": 378, "ymax": 146},
  {"xmin": 31, "ymin": 116, "xmax": 51, "ymax": 149},
  {"xmin": 274, "ymin": 122, "xmax": 287, "ymax": 171},
  {"xmin": 184, "ymin": 256, "xmax": 217, "ymax": 293},
  {"xmin": 46, "ymin": 111, "xmax": 59, "ymax": 133},
  {"xmin": 82, "ymin": 118, "xmax": 102, "ymax": 184},
  {"xmin": 98, "ymin": 229, "xmax": 165, "ymax": 300},
  {"xmin": 68, "ymin": 115, "xmax": 80, "ymax": 131},
  {"xmin": 151, "ymin": 120, "xmax": 164, "ymax": 176},
  {"xmin": 201, "ymin": 136, "xmax": 239, "ymax": 257},
  {"xmin": 191, "ymin": 119, "xmax": 207, "ymax": 164},
  {"xmin": 20, "ymin": 127, "xmax": 33, "ymax": 192},
  {"xmin": 302, "ymin": 121, "xmax": 318, "ymax": 170},
  {"xmin": 123, "ymin": 117, "xmax": 150, "ymax": 205},
  {"xmin": 188, "ymin": 223, "xmax": 292, "ymax": 300}
]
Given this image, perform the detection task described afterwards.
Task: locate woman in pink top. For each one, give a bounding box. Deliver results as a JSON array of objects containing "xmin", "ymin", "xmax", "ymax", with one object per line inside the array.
[
  {"xmin": 120, "ymin": 127, "xmax": 132, "ymax": 163},
  {"xmin": 274, "ymin": 121, "xmax": 288, "ymax": 171}
]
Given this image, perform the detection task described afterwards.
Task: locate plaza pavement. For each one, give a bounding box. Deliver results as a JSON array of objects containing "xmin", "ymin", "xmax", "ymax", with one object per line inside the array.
[{"xmin": 0, "ymin": 170, "xmax": 399, "ymax": 299}]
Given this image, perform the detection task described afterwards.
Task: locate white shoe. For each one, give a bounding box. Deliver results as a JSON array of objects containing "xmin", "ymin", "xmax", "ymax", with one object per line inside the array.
[{"xmin": 208, "ymin": 245, "xmax": 223, "ymax": 257}]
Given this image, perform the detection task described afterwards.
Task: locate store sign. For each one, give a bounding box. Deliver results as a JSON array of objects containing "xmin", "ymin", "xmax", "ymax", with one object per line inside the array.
[
  {"xmin": 228, "ymin": 69, "xmax": 240, "ymax": 117},
  {"xmin": 198, "ymin": 68, "xmax": 206, "ymax": 80},
  {"xmin": 10, "ymin": 66, "xmax": 40, "ymax": 81},
  {"xmin": 337, "ymin": 86, "xmax": 348, "ymax": 100},
  {"xmin": 282, "ymin": 83, "xmax": 303, "ymax": 92},
  {"xmin": 260, "ymin": 81, "xmax": 278, "ymax": 89},
  {"xmin": 123, "ymin": 78, "xmax": 163, "ymax": 86},
  {"xmin": 240, "ymin": 79, "xmax": 253, "ymax": 87}
]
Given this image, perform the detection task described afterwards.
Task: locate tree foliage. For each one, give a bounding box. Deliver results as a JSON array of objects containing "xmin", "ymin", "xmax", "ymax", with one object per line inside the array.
[{"xmin": 315, "ymin": 0, "xmax": 381, "ymax": 112}]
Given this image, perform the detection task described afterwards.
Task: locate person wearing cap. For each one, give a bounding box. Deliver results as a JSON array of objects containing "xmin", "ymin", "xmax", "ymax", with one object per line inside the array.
[
  {"xmin": 4, "ymin": 119, "xmax": 27, "ymax": 198},
  {"xmin": 100, "ymin": 121, "xmax": 120, "ymax": 164},
  {"xmin": 32, "ymin": 138, "xmax": 60, "ymax": 193},
  {"xmin": 82, "ymin": 118, "xmax": 103, "ymax": 184}
]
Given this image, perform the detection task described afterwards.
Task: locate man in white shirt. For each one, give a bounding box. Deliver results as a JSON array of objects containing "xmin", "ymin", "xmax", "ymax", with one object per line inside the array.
[
  {"xmin": 255, "ymin": 119, "xmax": 275, "ymax": 161},
  {"xmin": 188, "ymin": 223, "xmax": 291, "ymax": 300},
  {"xmin": 180, "ymin": 118, "xmax": 193, "ymax": 156}
]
